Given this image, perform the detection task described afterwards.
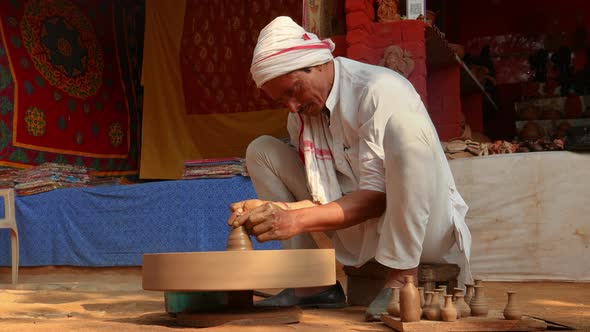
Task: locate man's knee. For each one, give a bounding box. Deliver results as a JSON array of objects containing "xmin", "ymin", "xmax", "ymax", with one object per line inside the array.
[{"xmin": 246, "ymin": 135, "xmax": 281, "ymax": 164}]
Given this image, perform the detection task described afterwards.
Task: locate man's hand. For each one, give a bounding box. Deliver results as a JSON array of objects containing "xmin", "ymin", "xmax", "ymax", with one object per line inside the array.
[
  {"xmin": 234, "ymin": 202, "xmax": 300, "ymax": 242},
  {"xmin": 227, "ymin": 199, "xmax": 267, "ymax": 226}
]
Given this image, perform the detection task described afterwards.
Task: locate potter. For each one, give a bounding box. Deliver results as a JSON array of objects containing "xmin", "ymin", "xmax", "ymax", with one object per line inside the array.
[{"xmin": 228, "ymin": 16, "xmax": 473, "ymax": 321}]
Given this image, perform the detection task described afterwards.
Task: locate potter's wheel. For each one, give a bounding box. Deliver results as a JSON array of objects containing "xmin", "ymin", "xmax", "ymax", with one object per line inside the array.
[
  {"xmin": 142, "ymin": 248, "xmax": 336, "ymax": 327},
  {"xmin": 143, "ymin": 249, "xmax": 335, "ymax": 291}
]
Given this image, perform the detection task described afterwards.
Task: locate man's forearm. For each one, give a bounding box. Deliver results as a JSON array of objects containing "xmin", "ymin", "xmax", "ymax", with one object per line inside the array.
[{"xmin": 291, "ymin": 190, "xmax": 386, "ymax": 233}]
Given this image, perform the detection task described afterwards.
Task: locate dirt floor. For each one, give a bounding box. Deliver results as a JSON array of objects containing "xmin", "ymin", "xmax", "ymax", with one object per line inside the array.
[{"xmin": 0, "ymin": 266, "xmax": 588, "ymax": 332}]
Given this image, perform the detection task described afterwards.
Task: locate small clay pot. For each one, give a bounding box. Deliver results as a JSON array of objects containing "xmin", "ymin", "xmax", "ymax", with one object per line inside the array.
[
  {"xmin": 387, "ymin": 287, "xmax": 401, "ymax": 317},
  {"xmin": 503, "ymin": 291, "xmax": 522, "ymax": 320}
]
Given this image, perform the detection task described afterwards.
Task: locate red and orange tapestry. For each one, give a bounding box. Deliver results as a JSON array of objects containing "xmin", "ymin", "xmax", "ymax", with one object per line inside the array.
[
  {"xmin": 0, "ymin": 0, "xmax": 142, "ymax": 174},
  {"xmin": 180, "ymin": 0, "xmax": 302, "ymax": 115}
]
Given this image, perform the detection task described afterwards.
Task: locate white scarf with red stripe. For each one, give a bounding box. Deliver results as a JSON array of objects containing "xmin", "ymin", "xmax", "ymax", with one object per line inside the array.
[
  {"xmin": 297, "ymin": 113, "xmax": 342, "ymax": 204},
  {"xmin": 251, "ymin": 16, "xmax": 340, "ymax": 203}
]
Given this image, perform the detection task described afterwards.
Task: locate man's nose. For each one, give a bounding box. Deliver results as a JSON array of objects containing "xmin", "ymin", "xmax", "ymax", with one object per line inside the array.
[{"xmin": 286, "ymin": 100, "xmax": 300, "ymax": 113}]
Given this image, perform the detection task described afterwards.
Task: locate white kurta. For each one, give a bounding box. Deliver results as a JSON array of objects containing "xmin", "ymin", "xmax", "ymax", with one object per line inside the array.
[{"xmin": 285, "ymin": 57, "xmax": 472, "ymax": 284}]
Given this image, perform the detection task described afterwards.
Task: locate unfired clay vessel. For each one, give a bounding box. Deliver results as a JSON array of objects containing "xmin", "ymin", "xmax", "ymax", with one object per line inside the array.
[
  {"xmin": 453, "ymin": 287, "xmax": 463, "ymax": 302},
  {"xmin": 423, "ymin": 291, "xmax": 441, "ymax": 321},
  {"xmin": 418, "ymin": 287, "xmax": 425, "ymax": 308},
  {"xmin": 470, "ymin": 285, "xmax": 489, "ymax": 317},
  {"xmin": 465, "ymin": 284, "xmax": 475, "ymax": 304},
  {"xmin": 503, "ymin": 291, "xmax": 523, "ymax": 320},
  {"xmin": 226, "ymin": 225, "xmax": 252, "ymax": 251},
  {"xmin": 441, "ymin": 295, "xmax": 458, "ymax": 322},
  {"xmin": 423, "ymin": 291, "xmax": 433, "ymax": 318},
  {"xmin": 455, "ymin": 294, "xmax": 471, "ymax": 318},
  {"xmin": 387, "ymin": 287, "xmax": 401, "ymax": 317},
  {"xmin": 400, "ymin": 275, "xmax": 421, "ymax": 322}
]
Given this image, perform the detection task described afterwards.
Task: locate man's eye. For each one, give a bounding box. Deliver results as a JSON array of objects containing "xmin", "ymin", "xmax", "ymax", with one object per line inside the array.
[{"xmin": 286, "ymin": 88, "xmax": 295, "ymax": 97}]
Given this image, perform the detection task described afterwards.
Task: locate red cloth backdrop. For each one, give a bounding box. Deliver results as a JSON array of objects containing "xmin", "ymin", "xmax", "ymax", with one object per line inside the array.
[
  {"xmin": 0, "ymin": 0, "xmax": 141, "ymax": 174},
  {"xmin": 180, "ymin": 0, "xmax": 303, "ymax": 115}
]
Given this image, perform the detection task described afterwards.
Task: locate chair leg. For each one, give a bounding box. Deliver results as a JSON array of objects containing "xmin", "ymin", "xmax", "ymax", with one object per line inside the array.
[{"xmin": 10, "ymin": 229, "xmax": 18, "ymax": 284}]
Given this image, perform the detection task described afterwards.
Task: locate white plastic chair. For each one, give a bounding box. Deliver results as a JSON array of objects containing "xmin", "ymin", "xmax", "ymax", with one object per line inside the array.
[{"xmin": 0, "ymin": 189, "xmax": 18, "ymax": 284}]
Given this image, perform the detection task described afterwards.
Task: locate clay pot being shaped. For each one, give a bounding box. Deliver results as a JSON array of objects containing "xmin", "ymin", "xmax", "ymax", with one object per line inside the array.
[
  {"xmin": 423, "ymin": 291, "xmax": 441, "ymax": 321},
  {"xmin": 387, "ymin": 287, "xmax": 401, "ymax": 317},
  {"xmin": 470, "ymin": 285, "xmax": 489, "ymax": 317},
  {"xmin": 226, "ymin": 225, "xmax": 253, "ymax": 251},
  {"xmin": 399, "ymin": 275, "xmax": 422, "ymax": 322},
  {"xmin": 441, "ymin": 295, "xmax": 458, "ymax": 322},
  {"xmin": 465, "ymin": 284, "xmax": 475, "ymax": 304},
  {"xmin": 455, "ymin": 294, "xmax": 471, "ymax": 318},
  {"xmin": 503, "ymin": 291, "xmax": 523, "ymax": 320}
]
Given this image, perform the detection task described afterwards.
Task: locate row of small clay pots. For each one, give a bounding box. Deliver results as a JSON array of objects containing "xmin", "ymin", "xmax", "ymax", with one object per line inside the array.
[{"xmin": 387, "ymin": 279, "xmax": 522, "ymax": 322}]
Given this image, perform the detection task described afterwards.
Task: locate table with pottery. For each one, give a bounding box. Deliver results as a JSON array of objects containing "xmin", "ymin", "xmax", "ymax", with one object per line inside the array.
[{"xmin": 380, "ymin": 277, "xmax": 547, "ymax": 331}]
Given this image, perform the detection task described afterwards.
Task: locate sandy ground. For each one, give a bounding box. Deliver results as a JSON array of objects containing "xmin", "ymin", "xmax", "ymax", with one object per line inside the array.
[{"xmin": 0, "ymin": 266, "xmax": 588, "ymax": 331}]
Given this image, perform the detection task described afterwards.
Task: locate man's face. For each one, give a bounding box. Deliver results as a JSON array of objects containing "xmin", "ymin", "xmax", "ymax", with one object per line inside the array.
[{"xmin": 261, "ymin": 67, "xmax": 328, "ymax": 117}]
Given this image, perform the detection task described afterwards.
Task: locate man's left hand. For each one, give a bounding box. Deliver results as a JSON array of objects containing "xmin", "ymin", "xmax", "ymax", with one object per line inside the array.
[{"xmin": 234, "ymin": 202, "xmax": 299, "ymax": 242}]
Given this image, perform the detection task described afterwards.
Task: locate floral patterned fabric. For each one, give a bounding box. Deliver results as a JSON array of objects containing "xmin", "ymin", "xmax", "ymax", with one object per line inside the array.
[
  {"xmin": 0, "ymin": 0, "xmax": 143, "ymax": 175},
  {"xmin": 180, "ymin": 0, "xmax": 302, "ymax": 115}
]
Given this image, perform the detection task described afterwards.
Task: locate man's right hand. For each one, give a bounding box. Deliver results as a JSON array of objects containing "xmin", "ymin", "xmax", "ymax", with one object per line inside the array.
[{"xmin": 227, "ymin": 199, "xmax": 267, "ymax": 226}]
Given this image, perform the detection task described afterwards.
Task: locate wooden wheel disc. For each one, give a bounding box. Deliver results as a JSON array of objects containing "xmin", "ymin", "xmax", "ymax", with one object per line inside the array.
[
  {"xmin": 142, "ymin": 249, "xmax": 336, "ymax": 291},
  {"xmin": 176, "ymin": 306, "xmax": 302, "ymax": 327}
]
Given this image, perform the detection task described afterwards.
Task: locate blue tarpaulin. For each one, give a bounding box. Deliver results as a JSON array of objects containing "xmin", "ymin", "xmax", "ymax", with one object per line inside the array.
[{"xmin": 0, "ymin": 177, "xmax": 280, "ymax": 266}]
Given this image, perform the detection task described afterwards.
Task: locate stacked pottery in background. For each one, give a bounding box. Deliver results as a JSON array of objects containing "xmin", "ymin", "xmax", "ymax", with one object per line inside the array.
[{"xmin": 399, "ymin": 276, "xmax": 421, "ymax": 322}]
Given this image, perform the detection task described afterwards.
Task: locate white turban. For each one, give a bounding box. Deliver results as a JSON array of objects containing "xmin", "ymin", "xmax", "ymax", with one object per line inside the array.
[{"xmin": 250, "ymin": 16, "xmax": 335, "ymax": 88}]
